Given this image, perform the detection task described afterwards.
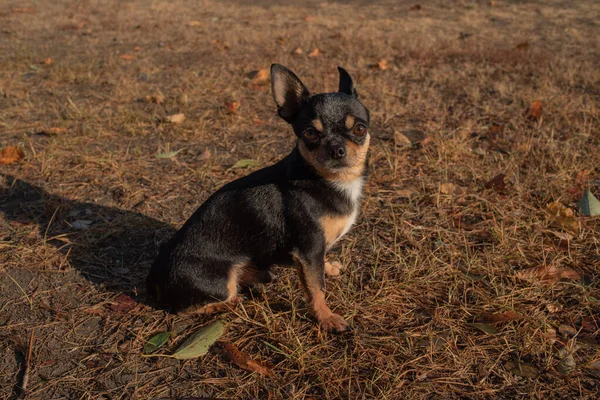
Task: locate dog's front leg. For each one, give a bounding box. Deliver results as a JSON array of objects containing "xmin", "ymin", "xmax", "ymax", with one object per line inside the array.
[{"xmin": 293, "ymin": 252, "xmax": 348, "ymax": 332}]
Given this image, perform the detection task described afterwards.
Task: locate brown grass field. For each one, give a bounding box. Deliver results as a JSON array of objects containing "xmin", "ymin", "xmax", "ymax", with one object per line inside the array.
[{"xmin": 1, "ymin": 0, "xmax": 600, "ymax": 398}]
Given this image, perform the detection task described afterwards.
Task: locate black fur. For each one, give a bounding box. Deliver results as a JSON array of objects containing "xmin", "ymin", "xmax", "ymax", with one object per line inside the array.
[{"xmin": 147, "ymin": 65, "xmax": 370, "ymax": 330}]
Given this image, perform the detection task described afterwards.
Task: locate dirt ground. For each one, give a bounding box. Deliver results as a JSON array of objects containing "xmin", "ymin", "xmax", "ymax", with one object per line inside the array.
[{"xmin": 1, "ymin": 0, "xmax": 599, "ymax": 398}]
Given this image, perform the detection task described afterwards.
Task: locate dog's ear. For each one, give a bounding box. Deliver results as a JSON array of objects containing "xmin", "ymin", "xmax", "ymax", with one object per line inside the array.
[
  {"xmin": 337, "ymin": 66, "xmax": 358, "ymax": 98},
  {"xmin": 271, "ymin": 64, "xmax": 310, "ymax": 123}
]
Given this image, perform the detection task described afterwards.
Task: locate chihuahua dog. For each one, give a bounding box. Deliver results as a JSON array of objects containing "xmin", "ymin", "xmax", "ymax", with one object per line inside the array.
[{"xmin": 146, "ymin": 64, "xmax": 370, "ymax": 332}]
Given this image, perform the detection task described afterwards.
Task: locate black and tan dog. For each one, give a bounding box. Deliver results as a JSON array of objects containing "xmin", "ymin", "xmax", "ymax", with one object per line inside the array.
[{"xmin": 146, "ymin": 64, "xmax": 370, "ymax": 332}]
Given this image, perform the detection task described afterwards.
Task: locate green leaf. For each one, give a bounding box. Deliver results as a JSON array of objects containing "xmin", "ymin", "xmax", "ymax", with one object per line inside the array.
[
  {"xmin": 578, "ymin": 189, "xmax": 600, "ymax": 216},
  {"xmin": 466, "ymin": 323, "xmax": 499, "ymax": 335},
  {"xmin": 231, "ymin": 159, "xmax": 259, "ymax": 169},
  {"xmin": 143, "ymin": 332, "xmax": 170, "ymax": 355},
  {"xmin": 505, "ymin": 360, "xmax": 539, "ymax": 378},
  {"xmin": 171, "ymin": 320, "xmax": 224, "ymax": 360},
  {"xmin": 155, "ymin": 149, "xmax": 183, "ymax": 159}
]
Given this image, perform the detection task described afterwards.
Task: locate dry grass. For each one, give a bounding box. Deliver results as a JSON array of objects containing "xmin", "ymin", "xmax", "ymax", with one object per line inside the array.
[{"xmin": 1, "ymin": 0, "xmax": 600, "ymax": 398}]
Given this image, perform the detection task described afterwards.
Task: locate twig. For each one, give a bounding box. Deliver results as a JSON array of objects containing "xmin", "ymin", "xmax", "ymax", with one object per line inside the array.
[{"xmin": 20, "ymin": 329, "xmax": 35, "ymax": 398}]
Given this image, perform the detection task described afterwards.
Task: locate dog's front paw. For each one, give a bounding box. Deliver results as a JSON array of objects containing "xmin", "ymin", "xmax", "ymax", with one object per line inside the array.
[
  {"xmin": 319, "ymin": 312, "xmax": 349, "ymax": 332},
  {"xmin": 325, "ymin": 261, "xmax": 344, "ymax": 277}
]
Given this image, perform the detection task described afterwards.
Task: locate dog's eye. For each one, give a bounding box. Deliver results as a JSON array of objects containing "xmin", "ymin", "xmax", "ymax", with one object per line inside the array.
[
  {"xmin": 353, "ymin": 123, "xmax": 367, "ymax": 136},
  {"xmin": 303, "ymin": 128, "xmax": 318, "ymax": 141}
]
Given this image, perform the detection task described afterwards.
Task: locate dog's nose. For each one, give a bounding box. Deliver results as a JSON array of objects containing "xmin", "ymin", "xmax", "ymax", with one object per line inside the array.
[{"xmin": 328, "ymin": 144, "xmax": 346, "ymax": 160}]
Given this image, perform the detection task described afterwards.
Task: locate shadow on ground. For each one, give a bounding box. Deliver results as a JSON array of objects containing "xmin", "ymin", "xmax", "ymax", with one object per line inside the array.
[{"xmin": 0, "ymin": 174, "xmax": 176, "ymax": 304}]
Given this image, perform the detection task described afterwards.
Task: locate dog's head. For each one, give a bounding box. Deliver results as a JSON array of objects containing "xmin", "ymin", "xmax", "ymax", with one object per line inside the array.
[{"xmin": 271, "ymin": 64, "xmax": 370, "ymax": 181}]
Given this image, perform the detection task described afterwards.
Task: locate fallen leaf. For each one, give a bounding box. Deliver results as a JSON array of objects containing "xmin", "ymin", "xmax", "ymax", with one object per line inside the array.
[
  {"xmin": 210, "ymin": 40, "xmax": 230, "ymax": 50},
  {"xmin": 221, "ymin": 342, "xmax": 274, "ymax": 376},
  {"xmin": 556, "ymin": 347, "xmax": 576, "ymax": 375},
  {"xmin": 488, "ymin": 125, "xmax": 504, "ymax": 136},
  {"xmin": 308, "ymin": 48, "xmax": 320, "ymax": 58},
  {"xmin": 466, "ymin": 323, "xmax": 498, "ymax": 335},
  {"xmin": 144, "ymin": 94, "xmax": 164, "ymax": 104},
  {"xmin": 440, "ymin": 182, "xmax": 467, "ymax": 196},
  {"xmin": 479, "ymin": 311, "xmax": 522, "ymax": 324},
  {"xmin": 515, "ymin": 265, "xmax": 580, "ymax": 285},
  {"xmin": 505, "ymin": 360, "xmax": 538, "ymax": 378},
  {"xmin": 134, "ymin": 46, "xmax": 141, "ymax": 52},
  {"xmin": 393, "ymin": 130, "xmax": 412, "ymax": 147},
  {"xmin": 515, "ymin": 42, "xmax": 530, "ymax": 51},
  {"xmin": 558, "ymin": 324, "xmax": 578, "ymax": 337},
  {"xmin": 369, "ymin": 59, "xmax": 389, "ymax": 70},
  {"xmin": 546, "ymin": 201, "xmax": 579, "ymax": 235},
  {"xmin": 248, "ymin": 69, "xmax": 269, "ymax": 85},
  {"xmin": 304, "ymin": 15, "xmax": 315, "ymax": 22},
  {"xmin": 143, "ymin": 332, "xmax": 170, "ymax": 355},
  {"xmin": 12, "ymin": 7, "xmax": 34, "ymax": 13},
  {"xmin": 119, "ymin": 54, "xmax": 137, "ymax": 60},
  {"xmin": 578, "ymin": 189, "xmax": 600, "ymax": 216},
  {"xmin": 549, "ymin": 231, "xmax": 574, "ymax": 242},
  {"xmin": 231, "ymin": 159, "xmax": 259, "ymax": 169},
  {"xmin": 292, "ymin": 47, "xmax": 303, "ymax": 55},
  {"xmin": 109, "ymin": 293, "xmax": 136, "ymax": 312},
  {"xmin": 584, "ymin": 360, "xmax": 600, "ymax": 371},
  {"xmin": 545, "ymin": 303, "xmax": 562, "ymax": 313},
  {"xmin": 156, "ymin": 149, "xmax": 183, "ymax": 159},
  {"xmin": 409, "ymin": 4, "xmax": 422, "ymax": 11},
  {"xmin": 199, "ymin": 148, "xmax": 212, "ymax": 161},
  {"xmin": 189, "ymin": 20, "xmax": 202, "ymax": 27},
  {"xmin": 276, "ymin": 36, "xmax": 286, "ymax": 45},
  {"xmin": 396, "ymin": 189, "xmax": 416, "ymax": 198},
  {"xmin": 581, "ymin": 316, "xmax": 598, "ymax": 333},
  {"xmin": 225, "ymin": 101, "xmax": 241, "ymax": 114},
  {"xmin": 71, "ymin": 220, "xmax": 92, "ymax": 230},
  {"xmin": 42, "ymin": 57, "xmax": 53, "ymax": 65},
  {"xmin": 545, "ymin": 328, "xmax": 557, "ymax": 344},
  {"xmin": 0, "ymin": 146, "xmax": 25, "ymax": 165},
  {"xmin": 39, "ymin": 127, "xmax": 66, "ymax": 136},
  {"xmin": 172, "ymin": 320, "xmax": 224, "ymax": 360},
  {"xmin": 527, "ymin": 100, "xmax": 542, "ymax": 120},
  {"xmin": 165, "ymin": 113, "xmax": 185, "ymax": 124},
  {"xmin": 484, "ymin": 174, "xmax": 507, "ymax": 191}
]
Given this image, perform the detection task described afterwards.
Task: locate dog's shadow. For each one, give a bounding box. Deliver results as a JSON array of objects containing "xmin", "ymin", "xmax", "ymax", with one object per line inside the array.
[{"xmin": 0, "ymin": 175, "xmax": 176, "ymax": 304}]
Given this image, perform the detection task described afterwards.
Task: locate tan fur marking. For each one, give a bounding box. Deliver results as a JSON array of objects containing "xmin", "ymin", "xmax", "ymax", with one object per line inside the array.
[
  {"xmin": 312, "ymin": 119, "xmax": 324, "ymax": 132},
  {"xmin": 320, "ymin": 215, "xmax": 351, "ymax": 247},
  {"xmin": 344, "ymin": 115, "xmax": 356, "ymax": 130},
  {"xmin": 177, "ymin": 262, "xmax": 246, "ymax": 317},
  {"xmin": 298, "ymin": 134, "xmax": 370, "ymax": 182}
]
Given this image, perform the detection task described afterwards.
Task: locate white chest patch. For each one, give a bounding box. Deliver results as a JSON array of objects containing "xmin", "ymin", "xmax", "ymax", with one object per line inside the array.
[{"xmin": 327, "ymin": 178, "xmax": 364, "ymax": 248}]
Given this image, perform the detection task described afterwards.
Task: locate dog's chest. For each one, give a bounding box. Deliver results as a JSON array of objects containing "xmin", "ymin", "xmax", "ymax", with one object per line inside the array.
[{"xmin": 320, "ymin": 178, "xmax": 364, "ymax": 249}]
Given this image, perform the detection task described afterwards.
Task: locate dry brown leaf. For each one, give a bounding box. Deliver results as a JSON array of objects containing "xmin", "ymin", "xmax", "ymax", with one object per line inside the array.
[
  {"xmin": 545, "ymin": 303, "xmax": 562, "ymax": 313},
  {"xmin": 304, "ymin": 15, "xmax": 315, "ymax": 22},
  {"xmin": 199, "ymin": 148, "xmax": 212, "ymax": 161},
  {"xmin": 120, "ymin": 54, "xmax": 137, "ymax": 60},
  {"xmin": 515, "ymin": 42, "xmax": 530, "ymax": 51},
  {"xmin": 484, "ymin": 174, "xmax": 507, "ymax": 191},
  {"xmin": 189, "ymin": 20, "xmax": 201, "ymax": 27},
  {"xmin": 144, "ymin": 94, "xmax": 165, "ymax": 104},
  {"xmin": 42, "ymin": 57, "xmax": 53, "ymax": 65},
  {"xmin": 370, "ymin": 59, "xmax": 389, "ymax": 70},
  {"xmin": 440, "ymin": 182, "xmax": 467, "ymax": 196},
  {"xmin": 479, "ymin": 311, "xmax": 523, "ymax": 324},
  {"xmin": 527, "ymin": 100, "xmax": 542, "ymax": 120},
  {"xmin": 225, "ymin": 101, "xmax": 241, "ymax": 114},
  {"xmin": 546, "ymin": 201, "xmax": 578, "ymax": 235},
  {"xmin": 0, "ymin": 146, "xmax": 25, "ymax": 165},
  {"xmin": 409, "ymin": 4, "xmax": 422, "ymax": 11},
  {"xmin": 558, "ymin": 324, "xmax": 578, "ymax": 337},
  {"xmin": 13, "ymin": 7, "xmax": 34, "ymax": 13},
  {"xmin": 165, "ymin": 113, "xmax": 185, "ymax": 124},
  {"xmin": 276, "ymin": 36, "xmax": 286, "ymax": 45},
  {"xmin": 308, "ymin": 48, "xmax": 320, "ymax": 58},
  {"xmin": 292, "ymin": 47, "xmax": 303, "ymax": 55},
  {"xmin": 250, "ymin": 69, "xmax": 269, "ymax": 85},
  {"xmin": 393, "ymin": 130, "xmax": 412, "ymax": 147},
  {"xmin": 515, "ymin": 265, "xmax": 580, "ymax": 285},
  {"xmin": 545, "ymin": 328, "xmax": 557, "ymax": 344},
  {"xmin": 42, "ymin": 127, "xmax": 66, "ymax": 136},
  {"xmin": 109, "ymin": 294, "xmax": 136, "ymax": 312},
  {"xmin": 221, "ymin": 342, "xmax": 273, "ymax": 376},
  {"xmin": 211, "ymin": 40, "xmax": 230, "ymax": 50}
]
